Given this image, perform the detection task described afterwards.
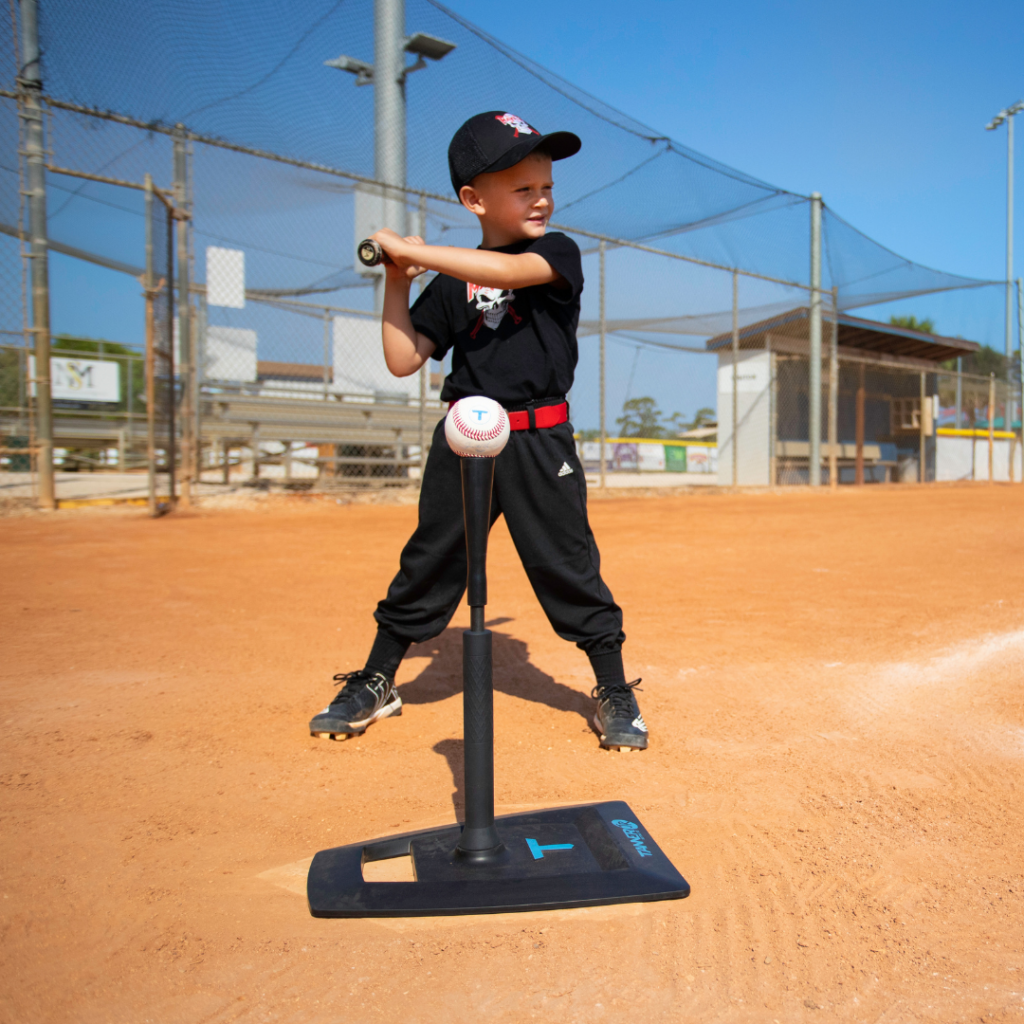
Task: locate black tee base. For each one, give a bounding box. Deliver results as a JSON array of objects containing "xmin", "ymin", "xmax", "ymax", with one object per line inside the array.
[{"xmin": 307, "ymin": 800, "xmax": 690, "ymax": 917}]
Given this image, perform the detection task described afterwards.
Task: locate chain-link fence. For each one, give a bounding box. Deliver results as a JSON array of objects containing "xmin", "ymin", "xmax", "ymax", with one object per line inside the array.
[{"xmin": 1, "ymin": 0, "xmax": 1017, "ymax": 505}]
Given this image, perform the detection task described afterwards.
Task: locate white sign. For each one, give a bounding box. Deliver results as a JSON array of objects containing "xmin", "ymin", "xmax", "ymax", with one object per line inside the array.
[
  {"xmin": 51, "ymin": 357, "xmax": 120, "ymax": 403},
  {"xmin": 333, "ymin": 313, "xmax": 417, "ymax": 400},
  {"xmin": 206, "ymin": 246, "xmax": 246, "ymax": 308},
  {"xmin": 637, "ymin": 442, "xmax": 666, "ymax": 472},
  {"xmin": 204, "ymin": 326, "xmax": 257, "ymax": 382}
]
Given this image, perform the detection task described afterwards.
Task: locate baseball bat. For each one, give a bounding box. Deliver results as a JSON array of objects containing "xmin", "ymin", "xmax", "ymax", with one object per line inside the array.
[{"xmin": 357, "ymin": 238, "xmax": 392, "ymax": 267}]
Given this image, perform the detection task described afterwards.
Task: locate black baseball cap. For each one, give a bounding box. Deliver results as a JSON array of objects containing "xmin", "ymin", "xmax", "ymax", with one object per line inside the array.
[{"xmin": 448, "ymin": 111, "xmax": 581, "ymax": 195}]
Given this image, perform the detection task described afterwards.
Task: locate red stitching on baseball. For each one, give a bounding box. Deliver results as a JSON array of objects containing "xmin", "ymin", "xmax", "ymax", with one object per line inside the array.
[{"xmin": 452, "ymin": 403, "xmax": 506, "ymax": 442}]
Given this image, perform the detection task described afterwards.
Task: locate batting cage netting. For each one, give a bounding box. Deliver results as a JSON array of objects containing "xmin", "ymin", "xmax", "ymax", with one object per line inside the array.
[{"xmin": 0, "ymin": 0, "xmax": 1015, "ymax": 496}]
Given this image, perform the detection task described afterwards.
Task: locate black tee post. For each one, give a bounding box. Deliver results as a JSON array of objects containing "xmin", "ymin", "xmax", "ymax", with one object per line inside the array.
[{"xmin": 454, "ymin": 456, "xmax": 505, "ymax": 862}]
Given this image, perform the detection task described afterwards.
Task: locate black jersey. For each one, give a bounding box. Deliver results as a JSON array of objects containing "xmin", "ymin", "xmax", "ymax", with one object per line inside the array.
[{"xmin": 409, "ymin": 231, "xmax": 583, "ymax": 408}]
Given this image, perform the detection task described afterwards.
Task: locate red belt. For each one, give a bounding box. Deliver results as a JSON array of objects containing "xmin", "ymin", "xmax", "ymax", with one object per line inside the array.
[
  {"xmin": 448, "ymin": 401, "xmax": 568, "ymax": 432},
  {"xmin": 506, "ymin": 402, "xmax": 568, "ymax": 432}
]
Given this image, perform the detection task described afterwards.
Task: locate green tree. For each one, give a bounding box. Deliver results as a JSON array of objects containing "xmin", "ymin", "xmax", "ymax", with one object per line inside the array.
[
  {"xmin": 616, "ymin": 397, "xmax": 667, "ymax": 438},
  {"xmin": 0, "ymin": 347, "xmax": 26, "ymax": 412},
  {"xmin": 684, "ymin": 407, "xmax": 716, "ymax": 432},
  {"xmin": 939, "ymin": 344, "xmax": 1011, "ymax": 381},
  {"xmin": 889, "ymin": 315, "xmax": 936, "ymax": 334},
  {"xmin": 965, "ymin": 345, "xmax": 1010, "ymax": 381}
]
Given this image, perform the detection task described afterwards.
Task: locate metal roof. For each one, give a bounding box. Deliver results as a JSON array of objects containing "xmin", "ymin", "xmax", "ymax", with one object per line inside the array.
[{"xmin": 705, "ymin": 308, "xmax": 981, "ymax": 363}]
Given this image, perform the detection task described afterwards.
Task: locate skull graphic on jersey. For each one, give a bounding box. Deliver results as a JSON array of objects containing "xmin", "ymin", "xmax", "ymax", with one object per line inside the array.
[{"xmin": 468, "ymin": 283, "xmax": 516, "ymax": 330}]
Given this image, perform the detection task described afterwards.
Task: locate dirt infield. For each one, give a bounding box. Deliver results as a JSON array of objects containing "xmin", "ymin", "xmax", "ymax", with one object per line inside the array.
[{"xmin": 3, "ymin": 485, "xmax": 1023, "ymax": 1023}]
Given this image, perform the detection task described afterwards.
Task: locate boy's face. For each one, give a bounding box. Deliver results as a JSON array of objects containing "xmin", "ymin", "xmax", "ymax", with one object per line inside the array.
[{"xmin": 458, "ymin": 151, "xmax": 554, "ymax": 246}]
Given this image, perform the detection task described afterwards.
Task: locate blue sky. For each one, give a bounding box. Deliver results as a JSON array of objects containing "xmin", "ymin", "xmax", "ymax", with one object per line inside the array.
[
  {"xmin": 47, "ymin": 0, "xmax": 1022, "ymax": 430},
  {"xmin": 445, "ymin": 0, "xmax": 1020, "ymax": 284},
  {"xmin": 438, "ymin": 0, "xmax": 1023, "ymax": 428}
]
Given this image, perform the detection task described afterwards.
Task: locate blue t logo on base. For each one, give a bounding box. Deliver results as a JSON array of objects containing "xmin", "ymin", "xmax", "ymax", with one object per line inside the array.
[{"xmin": 525, "ymin": 838, "xmax": 574, "ymax": 860}]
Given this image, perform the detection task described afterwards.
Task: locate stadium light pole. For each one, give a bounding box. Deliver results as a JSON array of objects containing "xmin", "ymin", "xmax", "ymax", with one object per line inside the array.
[
  {"xmin": 326, "ymin": 1, "xmax": 456, "ymax": 310},
  {"xmin": 986, "ymin": 101, "xmax": 1023, "ymax": 363}
]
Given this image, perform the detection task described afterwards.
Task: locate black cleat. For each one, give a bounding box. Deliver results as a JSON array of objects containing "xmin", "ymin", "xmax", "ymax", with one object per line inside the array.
[
  {"xmin": 309, "ymin": 670, "xmax": 402, "ymax": 740},
  {"xmin": 591, "ymin": 679, "xmax": 648, "ymax": 751}
]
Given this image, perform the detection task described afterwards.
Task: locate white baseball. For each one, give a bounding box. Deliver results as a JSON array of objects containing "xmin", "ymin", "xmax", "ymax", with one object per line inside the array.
[{"xmin": 445, "ymin": 396, "xmax": 510, "ymax": 458}]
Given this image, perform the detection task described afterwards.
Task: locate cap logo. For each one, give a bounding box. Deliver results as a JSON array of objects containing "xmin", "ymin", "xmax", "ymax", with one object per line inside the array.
[{"xmin": 495, "ymin": 113, "xmax": 536, "ymax": 137}]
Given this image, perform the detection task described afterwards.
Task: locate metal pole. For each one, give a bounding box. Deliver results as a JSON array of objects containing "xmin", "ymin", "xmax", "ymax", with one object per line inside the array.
[
  {"xmin": 955, "ymin": 356, "xmax": 963, "ymax": 429},
  {"xmin": 768, "ymin": 341, "xmax": 777, "ymax": 486},
  {"xmin": 19, "ymin": 0, "xmax": 55, "ymax": 509},
  {"xmin": 145, "ymin": 173, "xmax": 156, "ymax": 516},
  {"xmin": 251, "ymin": 423, "xmax": 260, "ymax": 482},
  {"xmin": 809, "ymin": 193, "xmax": 823, "ymax": 487},
  {"xmin": 855, "ymin": 364, "xmax": 865, "ymax": 485},
  {"xmin": 194, "ymin": 293, "xmax": 204, "ymax": 485},
  {"xmin": 731, "ymin": 270, "xmax": 739, "ymax": 488},
  {"xmin": 1006, "ymin": 116, "xmax": 1014, "ymax": 361},
  {"xmin": 322, "ymin": 308, "xmax": 331, "ymax": 400},
  {"xmin": 375, "ymin": 0, "xmax": 406, "ymax": 238},
  {"xmin": 919, "ymin": 371, "xmax": 926, "ymax": 484},
  {"xmin": 599, "ymin": 240, "xmax": 606, "ymax": 488},
  {"xmin": 1018, "ymin": 278, "xmax": 1023, "ymax": 483},
  {"xmin": 166, "ymin": 203, "xmax": 176, "ymax": 504},
  {"xmin": 988, "ymin": 372, "xmax": 995, "ymax": 483},
  {"xmin": 828, "ymin": 287, "xmax": 839, "ymax": 489},
  {"xmin": 174, "ymin": 127, "xmax": 192, "ymax": 506}
]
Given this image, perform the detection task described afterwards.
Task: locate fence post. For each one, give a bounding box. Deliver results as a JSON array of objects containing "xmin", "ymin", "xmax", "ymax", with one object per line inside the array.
[
  {"xmin": 828, "ymin": 288, "xmax": 839, "ymax": 489},
  {"xmin": 855, "ymin": 363, "xmax": 865, "ymax": 485},
  {"xmin": 988, "ymin": 372, "xmax": 995, "ymax": 483},
  {"xmin": 322, "ymin": 307, "xmax": 331, "ymax": 400},
  {"xmin": 125, "ymin": 351, "xmax": 133, "ymax": 455},
  {"xmin": 165, "ymin": 201, "xmax": 176, "ymax": 504},
  {"xmin": 731, "ymin": 270, "xmax": 739, "ymax": 488},
  {"xmin": 144, "ymin": 175, "xmax": 157, "ymax": 514},
  {"xmin": 599, "ymin": 239, "xmax": 606, "ymax": 488},
  {"xmin": 174, "ymin": 127, "xmax": 192, "ymax": 506},
  {"xmin": 251, "ymin": 423, "xmax": 260, "ymax": 482},
  {"xmin": 809, "ymin": 193, "xmax": 823, "ymax": 487},
  {"xmin": 194, "ymin": 293, "xmax": 205, "ymax": 484},
  {"xmin": 955, "ymin": 356, "xmax": 962, "ymax": 429},
  {"xmin": 768, "ymin": 340, "xmax": 777, "ymax": 486},
  {"xmin": 919, "ymin": 371, "xmax": 926, "ymax": 484},
  {"xmin": 1017, "ymin": 278, "xmax": 1023, "ymax": 483},
  {"xmin": 19, "ymin": 0, "xmax": 55, "ymax": 509}
]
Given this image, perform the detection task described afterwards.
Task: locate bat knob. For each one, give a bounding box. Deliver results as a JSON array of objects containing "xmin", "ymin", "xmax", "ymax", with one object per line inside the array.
[{"xmin": 357, "ymin": 238, "xmax": 389, "ymax": 267}]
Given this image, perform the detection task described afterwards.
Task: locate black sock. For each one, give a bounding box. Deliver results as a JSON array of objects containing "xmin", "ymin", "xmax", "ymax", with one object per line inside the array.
[
  {"xmin": 589, "ymin": 649, "xmax": 627, "ymax": 692},
  {"xmin": 364, "ymin": 629, "xmax": 409, "ymax": 680}
]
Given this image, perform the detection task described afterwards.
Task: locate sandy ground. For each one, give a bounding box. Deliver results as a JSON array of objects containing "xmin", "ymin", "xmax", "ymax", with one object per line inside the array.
[{"xmin": 2, "ymin": 484, "xmax": 1023, "ymax": 1024}]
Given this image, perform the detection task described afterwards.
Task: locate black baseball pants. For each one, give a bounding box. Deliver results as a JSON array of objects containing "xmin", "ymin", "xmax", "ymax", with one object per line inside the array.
[{"xmin": 373, "ymin": 417, "xmax": 625, "ymax": 655}]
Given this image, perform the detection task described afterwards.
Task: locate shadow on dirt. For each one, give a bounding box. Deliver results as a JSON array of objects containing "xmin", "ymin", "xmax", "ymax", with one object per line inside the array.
[
  {"xmin": 398, "ymin": 622, "xmax": 592, "ymax": 722},
  {"xmin": 432, "ymin": 737, "xmax": 466, "ymax": 817}
]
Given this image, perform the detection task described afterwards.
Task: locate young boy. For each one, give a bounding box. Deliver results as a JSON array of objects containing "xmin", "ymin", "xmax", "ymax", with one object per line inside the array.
[{"xmin": 309, "ymin": 111, "xmax": 648, "ymax": 751}]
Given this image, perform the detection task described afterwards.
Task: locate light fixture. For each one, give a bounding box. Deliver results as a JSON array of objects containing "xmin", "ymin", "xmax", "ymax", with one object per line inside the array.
[
  {"xmin": 324, "ymin": 54, "xmax": 374, "ymax": 86},
  {"xmin": 403, "ymin": 32, "xmax": 456, "ymax": 61}
]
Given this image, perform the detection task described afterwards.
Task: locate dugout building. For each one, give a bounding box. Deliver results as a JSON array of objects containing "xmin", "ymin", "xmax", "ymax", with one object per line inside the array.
[{"xmin": 707, "ymin": 309, "xmax": 1022, "ymax": 486}]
